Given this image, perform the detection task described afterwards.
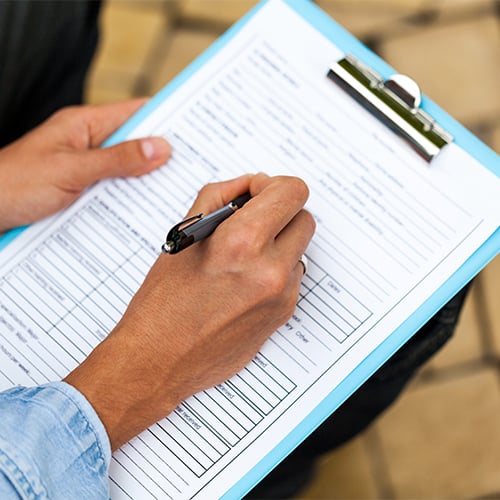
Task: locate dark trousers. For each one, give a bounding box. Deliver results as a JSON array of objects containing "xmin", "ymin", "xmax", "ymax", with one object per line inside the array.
[
  {"xmin": 0, "ymin": 0, "xmax": 101, "ymax": 147},
  {"xmin": 0, "ymin": 3, "xmax": 469, "ymax": 498}
]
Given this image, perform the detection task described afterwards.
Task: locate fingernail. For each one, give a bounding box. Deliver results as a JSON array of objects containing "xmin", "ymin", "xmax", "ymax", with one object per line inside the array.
[{"xmin": 141, "ymin": 137, "xmax": 170, "ymax": 161}]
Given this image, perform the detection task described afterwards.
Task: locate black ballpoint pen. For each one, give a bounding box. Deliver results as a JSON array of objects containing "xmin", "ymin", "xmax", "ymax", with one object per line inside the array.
[{"xmin": 161, "ymin": 192, "xmax": 251, "ymax": 254}]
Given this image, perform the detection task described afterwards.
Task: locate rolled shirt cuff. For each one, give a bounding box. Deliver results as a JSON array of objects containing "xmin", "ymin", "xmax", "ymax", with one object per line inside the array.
[{"xmin": 0, "ymin": 381, "xmax": 111, "ymax": 499}]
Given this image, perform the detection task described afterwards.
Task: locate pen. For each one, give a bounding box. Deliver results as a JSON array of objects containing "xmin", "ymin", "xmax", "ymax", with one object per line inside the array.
[{"xmin": 161, "ymin": 192, "xmax": 251, "ymax": 254}]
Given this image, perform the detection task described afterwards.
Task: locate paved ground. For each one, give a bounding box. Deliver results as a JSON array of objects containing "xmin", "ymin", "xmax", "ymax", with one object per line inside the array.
[{"xmin": 86, "ymin": 1, "xmax": 500, "ymax": 498}]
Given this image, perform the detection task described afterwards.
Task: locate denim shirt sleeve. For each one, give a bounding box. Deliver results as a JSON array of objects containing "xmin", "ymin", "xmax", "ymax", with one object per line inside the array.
[{"xmin": 0, "ymin": 382, "xmax": 111, "ymax": 499}]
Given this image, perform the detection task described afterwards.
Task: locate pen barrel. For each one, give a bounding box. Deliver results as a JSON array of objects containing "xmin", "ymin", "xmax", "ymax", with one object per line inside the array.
[
  {"xmin": 231, "ymin": 192, "xmax": 251, "ymax": 209},
  {"xmin": 164, "ymin": 192, "xmax": 251, "ymax": 253},
  {"xmin": 183, "ymin": 205, "xmax": 235, "ymax": 242}
]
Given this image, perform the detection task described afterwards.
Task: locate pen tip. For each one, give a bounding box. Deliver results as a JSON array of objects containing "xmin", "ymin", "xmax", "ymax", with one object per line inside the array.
[{"xmin": 161, "ymin": 242, "xmax": 174, "ymax": 254}]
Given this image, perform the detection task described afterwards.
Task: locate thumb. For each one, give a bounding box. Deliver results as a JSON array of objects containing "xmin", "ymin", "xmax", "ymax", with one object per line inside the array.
[
  {"xmin": 185, "ymin": 174, "xmax": 255, "ymax": 218},
  {"xmin": 72, "ymin": 136, "xmax": 171, "ymax": 186}
]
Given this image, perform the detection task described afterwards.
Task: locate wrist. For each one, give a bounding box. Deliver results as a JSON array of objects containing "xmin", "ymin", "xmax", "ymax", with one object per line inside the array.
[{"xmin": 64, "ymin": 329, "xmax": 180, "ymax": 451}]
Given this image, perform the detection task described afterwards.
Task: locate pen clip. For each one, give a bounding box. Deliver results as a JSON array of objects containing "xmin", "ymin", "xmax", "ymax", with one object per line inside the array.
[
  {"xmin": 168, "ymin": 213, "xmax": 203, "ymax": 237},
  {"xmin": 162, "ymin": 213, "xmax": 202, "ymax": 253}
]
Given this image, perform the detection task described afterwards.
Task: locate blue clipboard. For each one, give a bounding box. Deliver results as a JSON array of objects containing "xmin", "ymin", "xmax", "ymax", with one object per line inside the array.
[
  {"xmin": 216, "ymin": 3, "xmax": 499, "ymax": 497},
  {"xmin": 0, "ymin": 0, "xmax": 498, "ymax": 497},
  {"xmin": 109, "ymin": 1, "xmax": 500, "ymax": 497}
]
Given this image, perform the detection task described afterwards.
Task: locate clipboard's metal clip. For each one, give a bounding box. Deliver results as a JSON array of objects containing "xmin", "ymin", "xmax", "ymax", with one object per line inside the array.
[{"xmin": 327, "ymin": 55, "xmax": 453, "ymax": 162}]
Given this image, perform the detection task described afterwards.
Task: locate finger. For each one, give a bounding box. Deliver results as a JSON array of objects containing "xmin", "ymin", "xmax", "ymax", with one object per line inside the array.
[
  {"xmin": 84, "ymin": 99, "xmax": 149, "ymax": 146},
  {"xmin": 185, "ymin": 174, "xmax": 255, "ymax": 218},
  {"xmin": 276, "ymin": 212, "xmax": 315, "ymax": 306},
  {"xmin": 233, "ymin": 174, "xmax": 310, "ymax": 241},
  {"xmin": 273, "ymin": 209, "xmax": 316, "ymax": 271},
  {"xmin": 290, "ymin": 259, "xmax": 308, "ymax": 291},
  {"xmin": 278, "ymin": 250, "xmax": 312, "ymax": 320},
  {"xmin": 69, "ymin": 137, "xmax": 171, "ymax": 187}
]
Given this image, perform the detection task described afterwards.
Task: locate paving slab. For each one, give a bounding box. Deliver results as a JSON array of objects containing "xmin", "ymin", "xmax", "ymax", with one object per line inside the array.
[
  {"xmin": 376, "ymin": 368, "xmax": 500, "ymax": 498},
  {"xmin": 85, "ymin": 70, "xmax": 138, "ymax": 104},
  {"xmin": 380, "ymin": 16, "xmax": 500, "ymax": 126},
  {"xmin": 492, "ymin": 123, "xmax": 500, "ymax": 154},
  {"xmin": 297, "ymin": 436, "xmax": 379, "ymax": 499},
  {"xmin": 479, "ymin": 255, "xmax": 500, "ymax": 357},
  {"xmin": 149, "ymin": 28, "xmax": 219, "ymax": 93},
  {"xmin": 179, "ymin": 0, "xmax": 257, "ymax": 26}
]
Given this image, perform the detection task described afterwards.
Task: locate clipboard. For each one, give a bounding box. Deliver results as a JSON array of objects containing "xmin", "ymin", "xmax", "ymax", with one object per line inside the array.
[
  {"xmin": 97, "ymin": 0, "xmax": 500, "ymax": 495},
  {"xmin": 118, "ymin": 1, "xmax": 497, "ymax": 497},
  {"xmin": 215, "ymin": 2, "xmax": 498, "ymax": 497},
  {"xmin": 0, "ymin": 0, "xmax": 498, "ymax": 497}
]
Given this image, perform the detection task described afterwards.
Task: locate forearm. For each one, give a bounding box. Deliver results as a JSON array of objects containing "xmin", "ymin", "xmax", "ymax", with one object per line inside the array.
[{"xmin": 64, "ymin": 329, "xmax": 182, "ymax": 452}]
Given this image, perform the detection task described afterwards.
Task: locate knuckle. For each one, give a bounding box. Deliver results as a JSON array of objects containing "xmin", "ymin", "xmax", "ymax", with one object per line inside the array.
[
  {"xmin": 48, "ymin": 106, "xmax": 80, "ymax": 128},
  {"xmin": 303, "ymin": 209, "xmax": 316, "ymax": 234},
  {"xmin": 197, "ymin": 182, "xmax": 220, "ymax": 200},
  {"xmin": 239, "ymin": 219, "xmax": 262, "ymax": 243},
  {"xmin": 281, "ymin": 293, "xmax": 299, "ymax": 321},
  {"xmin": 281, "ymin": 176, "xmax": 310, "ymax": 202},
  {"xmin": 48, "ymin": 106, "xmax": 91, "ymax": 148},
  {"xmin": 53, "ymin": 105, "xmax": 80, "ymax": 120},
  {"xmin": 258, "ymin": 265, "xmax": 289, "ymax": 298},
  {"xmin": 224, "ymin": 222, "xmax": 263, "ymax": 256}
]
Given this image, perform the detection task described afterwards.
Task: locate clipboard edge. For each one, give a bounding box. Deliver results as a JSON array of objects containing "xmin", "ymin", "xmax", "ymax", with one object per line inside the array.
[{"xmin": 0, "ymin": 0, "xmax": 498, "ymax": 496}]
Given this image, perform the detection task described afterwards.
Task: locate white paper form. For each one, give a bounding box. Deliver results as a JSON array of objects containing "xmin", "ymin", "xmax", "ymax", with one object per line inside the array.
[{"xmin": 0, "ymin": 0, "xmax": 499, "ymax": 498}]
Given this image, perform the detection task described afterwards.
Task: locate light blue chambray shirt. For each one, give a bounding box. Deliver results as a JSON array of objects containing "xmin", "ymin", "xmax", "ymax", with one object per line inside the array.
[{"xmin": 0, "ymin": 382, "xmax": 111, "ymax": 499}]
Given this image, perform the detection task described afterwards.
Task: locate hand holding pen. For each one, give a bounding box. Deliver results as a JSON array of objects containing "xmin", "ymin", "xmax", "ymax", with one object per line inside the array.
[
  {"xmin": 67, "ymin": 173, "xmax": 315, "ymax": 450},
  {"xmin": 162, "ymin": 186, "xmax": 309, "ymax": 272}
]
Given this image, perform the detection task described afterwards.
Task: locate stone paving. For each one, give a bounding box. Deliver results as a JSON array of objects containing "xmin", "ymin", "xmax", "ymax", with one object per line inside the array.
[{"xmin": 86, "ymin": 1, "xmax": 500, "ymax": 497}]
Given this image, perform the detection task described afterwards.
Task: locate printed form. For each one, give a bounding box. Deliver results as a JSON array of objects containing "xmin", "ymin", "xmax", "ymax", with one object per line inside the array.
[{"xmin": 0, "ymin": 1, "xmax": 499, "ymax": 498}]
